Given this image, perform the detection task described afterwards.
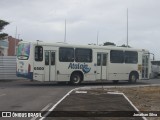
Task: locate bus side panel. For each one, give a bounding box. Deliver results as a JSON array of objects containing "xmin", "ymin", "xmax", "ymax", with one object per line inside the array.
[
  {"xmin": 56, "ymin": 62, "xmax": 73, "ymax": 81},
  {"xmin": 108, "ymin": 64, "xmax": 124, "ymax": 80},
  {"xmin": 56, "ymin": 62, "xmax": 96, "ymax": 81},
  {"xmin": 33, "ymin": 45, "xmax": 44, "ymax": 81},
  {"xmin": 108, "ymin": 64, "xmax": 138, "ymax": 80},
  {"xmin": 33, "ymin": 60, "xmax": 45, "ymax": 81},
  {"xmin": 56, "ymin": 49, "xmax": 96, "ymax": 82},
  {"xmin": 107, "ymin": 50, "xmax": 142, "ymax": 81}
]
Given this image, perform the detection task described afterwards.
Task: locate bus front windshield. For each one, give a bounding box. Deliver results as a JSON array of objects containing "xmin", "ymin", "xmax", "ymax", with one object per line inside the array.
[{"xmin": 17, "ymin": 43, "xmax": 30, "ymax": 60}]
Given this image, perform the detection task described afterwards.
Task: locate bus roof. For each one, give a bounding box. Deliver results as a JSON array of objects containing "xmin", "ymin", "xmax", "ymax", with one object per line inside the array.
[{"xmin": 18, "ymin": 41, "xmax": 149, "ymax": 52}]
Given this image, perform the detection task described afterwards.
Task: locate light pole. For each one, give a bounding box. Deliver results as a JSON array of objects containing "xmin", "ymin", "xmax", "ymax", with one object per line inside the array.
[
  {"xmin": 14, "ymin": 26, "xmax": 17, "ymax": 56},
  {"xmin": 64, "ymin": 19, "xmax": 66, "ymax": 43},
  {"xmin": 97, "ymin": 31, "xmax": 99, "ymax": 45},
  {"xmin": 18, "ymin": 34, "xmax": 20, "ymax": 40},
  {"xmin": 127, "ymin": 8, "xmax": 128, "ymax": 47}
]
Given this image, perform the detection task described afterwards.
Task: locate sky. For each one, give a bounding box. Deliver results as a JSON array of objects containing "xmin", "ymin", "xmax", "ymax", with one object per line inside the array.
[{"xmin": 0, "ymin": 0, "xmax": 160, "ymax": 59}]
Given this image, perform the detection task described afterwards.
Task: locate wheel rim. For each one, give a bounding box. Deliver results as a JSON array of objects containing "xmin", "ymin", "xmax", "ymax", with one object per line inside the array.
[
  {"xmin": 73, "ymin": 75, "xmax": 80, "ymax": 83},
  {"xmin": 131, "ymin": 75, "xmax": 135, "ymax": 80},
  {"xmin": 131, "ymin": 75, "xmax": 136, "ymax": 82}
]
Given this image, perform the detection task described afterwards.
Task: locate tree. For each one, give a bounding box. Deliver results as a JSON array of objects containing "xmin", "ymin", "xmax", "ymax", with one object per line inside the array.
[
  {"xmin": 119, "ymin": 44, "xmax": 131, "ymax": 48},
  {"xmin": 88, "ymin": 43, "xmax": 96, "ymax": 45},
  {"xmin": 0, "ymin": 19, "xmax": 9, "ymax": 40},
  {"xmin": 103, "ymin": 42, "xmax": 116, "ymax": 46}
]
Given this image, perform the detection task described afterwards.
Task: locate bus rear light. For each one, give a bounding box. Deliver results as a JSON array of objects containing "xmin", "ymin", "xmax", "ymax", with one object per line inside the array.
[{"xmin": 28, "ymin": 64, "xmax": 31, "ymax": 73}]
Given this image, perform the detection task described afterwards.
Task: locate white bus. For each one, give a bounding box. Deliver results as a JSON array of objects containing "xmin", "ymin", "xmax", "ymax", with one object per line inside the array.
[{"xmin": 16, "ymin": 41, "xmax": 150, "ymax": 85}]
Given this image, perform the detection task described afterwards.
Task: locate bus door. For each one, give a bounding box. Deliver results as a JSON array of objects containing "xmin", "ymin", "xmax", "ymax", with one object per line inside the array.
[
  {"xmin": 44, "ymin": 51, "xmax": 56, "ymax": 81},
  {"xmin": 142, "ymin": 54, "xmax": 149, "ymax": 79},
  {"xmin": 96, "ymin": 53, "xmax": 108, "ymax": 80}
]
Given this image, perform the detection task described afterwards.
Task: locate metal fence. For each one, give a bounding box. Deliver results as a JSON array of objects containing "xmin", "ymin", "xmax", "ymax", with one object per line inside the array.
[{"xmin": 0, "ymin": 56, "xmax": 23, "ymax": 80}]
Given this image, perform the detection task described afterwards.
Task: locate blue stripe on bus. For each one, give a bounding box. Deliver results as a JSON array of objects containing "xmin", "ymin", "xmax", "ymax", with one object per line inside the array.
[{"xmin": 16, "ymin": 72, "xmax": 33, "ymax": 80}]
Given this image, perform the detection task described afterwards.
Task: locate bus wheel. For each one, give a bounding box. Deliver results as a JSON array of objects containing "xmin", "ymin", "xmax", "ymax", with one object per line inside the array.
[
  {"xmin": 70, "ymin": 73, "xmax": 82, "ymax": 85},
  {"xmin": 113, "ymin": 80, "xmax": 119, "ymax": 84},
  {"xmin": 129, "ymin": 72, "xmax": 138, "ymax": 83}
]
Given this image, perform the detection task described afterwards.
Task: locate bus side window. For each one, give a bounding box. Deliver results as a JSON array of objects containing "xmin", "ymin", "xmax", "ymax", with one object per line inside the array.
[
  {"xmin": 110, "ymin": 50, "xmax": 124, "ymax": 63},
  {"xmin": 59, "ymin": 47, "xmax": 74, "ymax": 62},
  {"xmin": 75, "ymin": 48, "xmax": 92, "ymax": 62},
  {"xmin": 51, "ymin": 52, "xmax": 55, "ymax": 65},
  {"xmin": 125, "ymin": 51, "xmax": 138, "ymax": 64},
  {"xmin": 97, "ymin": 54, "xmax": 101, "ymax": 66},
  {"xmin": 35, "ymin": 46, "xmax": 43, "ymax": 61},
  {"xmin": 45, "ymin": 52, "xmax": 49, "ymax": 65},
  {"xmin": 103, "ymin": 54, "xmax": 107, "ymax": 66}
]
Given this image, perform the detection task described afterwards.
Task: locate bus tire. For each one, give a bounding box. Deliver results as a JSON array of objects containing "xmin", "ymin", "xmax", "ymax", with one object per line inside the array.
[
  {"xmin": 113, "ymin": 80, "xmax": 119, "ymax": 84},
  {"xmin": 70, "ymin": 73, "xmax": 82, "ymax": 85},
  {"xmin": 129, "ymin": 72, "xmax": 138, "ymax": 83}
]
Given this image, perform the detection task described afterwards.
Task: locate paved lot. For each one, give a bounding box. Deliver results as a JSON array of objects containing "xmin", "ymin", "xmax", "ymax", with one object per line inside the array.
[
  {"xmin": 0, "ymin": 80, "xmax": 76, "ymax": 120},
  {"xmin": 46, "ymin": 91, "xmax": 144, "ymax": 120},
  {"xmin": 0, "ymin": 79, "xmax": 159, "ymax": 120}
]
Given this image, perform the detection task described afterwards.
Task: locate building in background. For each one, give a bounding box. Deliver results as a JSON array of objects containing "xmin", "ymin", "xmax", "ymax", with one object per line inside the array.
[
  {"xmin": 8, "ymin": 36, "xmax": 20, "ymax": 56},
  {"xmin": 0, "ymin": 36, "xmax": 20, "ymax": 56},
  {"xmin": 0, "ymin": 38, "xmax": 9, "ymax": 56}
]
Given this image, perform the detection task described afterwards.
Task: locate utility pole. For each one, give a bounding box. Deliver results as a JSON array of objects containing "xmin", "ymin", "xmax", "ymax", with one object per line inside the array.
[
  {"xmin": 64, "ymin": 19, "xmax": 66, "ymax": 43},
  {"xmin": 127, "ymin": 8, "xmax": 128, "ymax": 47},
  {"xmin": 18, "ymin": 34, "xmax": 20, "ymax": 40},
  {"xmin": 97, "ymin": 31, "xmax": 99, "ymax": 45},
  {"xmin": 14, "ymin": 26, "xmax": 17, "ymax": 55}
]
